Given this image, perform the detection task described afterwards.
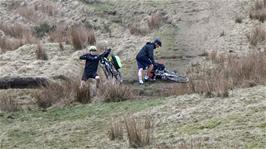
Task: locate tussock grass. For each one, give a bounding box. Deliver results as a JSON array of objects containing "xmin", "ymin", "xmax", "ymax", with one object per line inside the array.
[
  {"xmin": 128, "ymin": 23, "xmax": 149, "ymax": 36},
  {"xmin": 148, "ymin": 13, "xmax": 162, "ymax": 30},
  {"xmin": 33, "ymin": 81, "xmax": 79, "ymax": 109},
  {"xmin": 76, "ymin": 82, "xmax": 91, "ymax": 104},
  {"xmin": 187, "ymin": 50, "xmax": 266, "ymax": 97},
  {"xmin": 124, "ymin": 116, "xmax": 152, "ymax": 148},
  {"xmin": 0, "ymin": 94, "xmax": 19, "ymax": 112},
  {"xmin": 17, "ymin": 6, "xmax": 38, "ymax": 22},
  {"xmin": 100, "ymin": 81, "xmax": 134, "ymax": 102},
  {"xmin": 108, "ymin": 119, "xmax": 124, "ymax": 140},
  {"xmin": 49, "ymin": 24, "xmax": 71, "ymax": 43},
  {"xmin": 0, "ymin": 37, "xmax": 23, "ymax": 52},
  {"xmin": 34, "ymin": 0, "xmax": 58, "ymax": 16},
  {"xmin": 0, "ymin": 23, "xmax": 29, "ymax": 38},
  {"xmin": 250, "ymin": 0, "xmax": 266, "ymax": 22},
  {"xmin": 35, "ymin": 43, "xmax": 48, "ymax": 60},
  {"xmin": 247, "ymin": 25, "xmax": 266, "ymax": 46},
  {"xmin": 0, "ymin": 23, "xmax": 38, "ymax": 52},
  {"xmin": 71, "ymin": 25, "xmax": 96, "ymax": 50}
]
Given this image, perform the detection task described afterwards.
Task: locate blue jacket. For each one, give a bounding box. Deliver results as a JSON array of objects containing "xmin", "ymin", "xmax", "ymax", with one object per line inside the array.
[
  {"xmin": 136, "ymin": 42, "xmax": 156, "ymax": 64},
  {"xmin": 80, "ymin": 49, "xmax": 111, "ymax": 76}
]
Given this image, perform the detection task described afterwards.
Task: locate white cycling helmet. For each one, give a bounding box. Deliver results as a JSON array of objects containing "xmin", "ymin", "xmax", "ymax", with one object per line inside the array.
[{"xmin": 89, "ymin": 46, "xmax": 97, "ymax": 51}]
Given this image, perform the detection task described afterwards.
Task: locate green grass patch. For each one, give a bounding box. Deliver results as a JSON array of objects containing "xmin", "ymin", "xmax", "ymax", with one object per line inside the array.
[
  {"xmin": 177, "ymin": 118, "xmax": 222, "ymax": 135},
  {"xmin": 0, "ymin": 99, "xmax": 164, "ymax": 148}
]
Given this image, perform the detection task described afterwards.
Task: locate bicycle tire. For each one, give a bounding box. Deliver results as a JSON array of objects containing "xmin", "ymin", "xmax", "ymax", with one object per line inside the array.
[{"xmin": 167, "ymin": 75, "xmax": 189, "ymax": 83}]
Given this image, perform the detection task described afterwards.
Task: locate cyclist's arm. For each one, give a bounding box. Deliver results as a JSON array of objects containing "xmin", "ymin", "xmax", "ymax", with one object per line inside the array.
[
  {"xmin": 79, "ymin": 54, "xmax": 88, "ymax": 60},
  {"xmin": 148, "ymin": 49, "xmax": 155, "ymax": 64},
  {"xmin": 99, "ymin": 49, "xmax": 111, "ymax": 59},
  {"xmin": 80, "ymin": 54, "xmax": 97, "ymax": 61}
]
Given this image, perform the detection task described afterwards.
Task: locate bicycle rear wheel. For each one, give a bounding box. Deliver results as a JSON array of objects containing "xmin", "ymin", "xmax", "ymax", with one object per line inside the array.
[{"xmin": 167, "ymin": 75, "xmax": 189, "ymax": 83}]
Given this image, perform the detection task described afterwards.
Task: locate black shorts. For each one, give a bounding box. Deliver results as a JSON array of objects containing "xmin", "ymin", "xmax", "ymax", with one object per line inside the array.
[
  {"xmin": 136, "ymin": 57, "xmax": 152, "ymax": 69},
  {"xmin": 82, "ymin": 73, "xmax": 98, "ymax": 81}
]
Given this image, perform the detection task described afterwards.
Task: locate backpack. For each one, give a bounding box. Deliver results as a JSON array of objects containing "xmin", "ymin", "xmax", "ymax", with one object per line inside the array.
[{"xmin": 111, "ymin": 54, "xmax": 122, "ymax": 69}]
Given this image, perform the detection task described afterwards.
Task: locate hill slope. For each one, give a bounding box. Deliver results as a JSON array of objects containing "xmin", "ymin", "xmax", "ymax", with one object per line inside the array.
[{"xmin": 0, "ymin": 86, "xmax": 265, "ymax": 148}]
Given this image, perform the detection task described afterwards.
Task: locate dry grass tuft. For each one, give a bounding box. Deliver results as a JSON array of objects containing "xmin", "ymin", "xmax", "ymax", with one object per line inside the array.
[
  {"xmin": 76, "ymin": 83, "xmax": 91, "ymax": 104},
  {"xmin": 0, "ymin": 23, "xmax": 29, "ymax": 38},
  {"xmin": 187, "ymin": 50, "xmax": 266, "ymax": 97},
  {"xmin": 0, "ymin": 37, "xmax": 23, "ymax": 52},
  {"xmin": 108, "ymin": 119, "xmax": 124, "ymax": 140},
  {"xmin": 128, "ymin": 23, "xmax": 149, "ymax": 36},
  {"xmin": 17, "ymin": 6, "xmax": 38, "ymax": 22},
  {"xmin": 49, "ymin": 24, "xmax": 71, "ymax": 43},
  {"xmin": 148, "ymin": 13, "xmax": 162, "ymax": 30},
  {"xmin": 247, "ymin": 25, "xmax": 266, "ymax": 46},
  {"xmin": 35, "ymin": 43, "xmax": 48, "ymax": 60},
  {"xmin": 0, "ymin": 23, "xmax": 38, "ymax": 52},
  {"xmin": 100, "ymin": 81, "xmax": 134, "ymax": 102},
  {"xmin": 0, "ymin": 94, "xmax": 19, "ymax": 112},
  {"xmin": 34, "ymin": 0, "xmax": 58, "ymax": 16},
  {"xmin": 33, "ymin": 81, "xmax": 78, "ymax": 109},
  {"xmin": 124, "ymin": 116, "xmax": 152, "ymax": 148},
  {"xmin": 59, "ymin": 42, "xmax": 64, "ymax": 50},
  {"xmin": 250, "ymin": 0, "xmax": 266, "ymax": 22},
  {"xmin": 71, "ymin": 25, "xmax": 96, "ymax": 50},
  {"xmin": 250, "ymin": 0, "xmax": 266, "ymax": 21}
]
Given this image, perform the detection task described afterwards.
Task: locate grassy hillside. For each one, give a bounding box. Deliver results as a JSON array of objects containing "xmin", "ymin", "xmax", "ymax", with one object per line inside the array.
[{"xmin": 1, "ymin": 86, "xmax": 266, "ymax": 148}]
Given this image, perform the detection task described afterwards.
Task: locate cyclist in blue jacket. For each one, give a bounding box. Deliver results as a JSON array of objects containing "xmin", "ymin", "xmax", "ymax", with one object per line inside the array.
[{"xmin": 136, "ymin": 38, "xmax": 162, "ymax": 85}]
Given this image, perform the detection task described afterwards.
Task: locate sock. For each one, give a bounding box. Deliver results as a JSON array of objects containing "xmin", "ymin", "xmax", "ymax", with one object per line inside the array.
[
  {"xmin": 144, "ymin": 75, "xmax": 149, "ymax": 80},
  {"xmin": 138, "ymin": 69, "xmax": 143, "ymax": 82}
]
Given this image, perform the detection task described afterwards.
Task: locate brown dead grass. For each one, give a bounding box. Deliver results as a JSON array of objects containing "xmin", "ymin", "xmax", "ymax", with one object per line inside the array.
[
  {"xmin": 0, "ymin": 93, "xmax": 19, "ymax": 112},
  {"xmin": 34, "ymin": 0, "xmax": 58, "ymax": 16},
  {"xmin": 108, "ymin": 119, "xmax": 124, "ymax": 140},
  {"xmin": 148, "ymin": 13, "xmax": 162, "ymax": 30},
  {"xmin": 35, "ymin": 43, "xmax": 48, "ymax": 60},
  {"xmin": 0, "ymin": 23, "xmax": 30, "ymax": 38},
  {"xmin": 100, "ymin": 81, "xmax": 135, "ymax": 102},
  {"xmin": 17, "ymin": 6, "xmax": 38, "ymax": 22},
  {"xmin": 0, "ymin": 37, "xmax": 23, "ymax": 52},
  {"xmin": 250, "ymin": 0, "xmax": 266, "ymax": 22},
  {"xmin": 187, "ymin": 50, "xmax": 266, "ymax": 97},
  {"xmin": 128, "ymin": 23, "xmax": 149, "ymax": 36},
  {"xmin": 71, "ymin": 25, "xmax": 96, "ymax": 50},
  {"xmin": 124, "ymin": 116, "xmax": 152, "ymax": 148},
  {"xmin": 48, "ymin": 24, "xmax": 71, "ymax": 43},
  {"xmin": 76, "ymin": 82, "xmax": 91, "ymax": 104},
  {"xmin": 247, "ymin": 25, "xmax": 266, "ymax": 46},
  {"xmin": 33, "ymin": 81, "xmax": 79, "ymax": 109},
  {"xmin": 16, "ymin": 1, "xmax": 57, "ymax": 22},
  {"xmin": 0, "ymin": 23, "xmax": 38, "ymax": 52}
]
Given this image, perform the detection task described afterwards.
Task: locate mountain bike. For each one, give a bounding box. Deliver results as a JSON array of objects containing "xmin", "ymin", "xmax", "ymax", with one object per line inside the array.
[
  {"xmin": 150, "ymin": 63, "xmax": 189, "ymax": 83},
  {"xmin": 100, "ymin": 57, "xmax": 123, "ymax": 82}
]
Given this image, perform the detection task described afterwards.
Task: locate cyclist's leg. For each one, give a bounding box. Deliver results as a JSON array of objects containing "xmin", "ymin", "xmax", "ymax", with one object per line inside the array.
[
  {"xmin": 95, "ymin": 75, "xmax": 100, "ymax": 88},
  {"xmin": 146, "ymin": 64, "xmax": 154, "ymax": 79},
  {"xmin": 80, "ymin": 72, "xmax": 88, "ymax": 89},
  {"xmin": 137, "ymin": 59, "xmax": 144, "ymax": 84}
]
